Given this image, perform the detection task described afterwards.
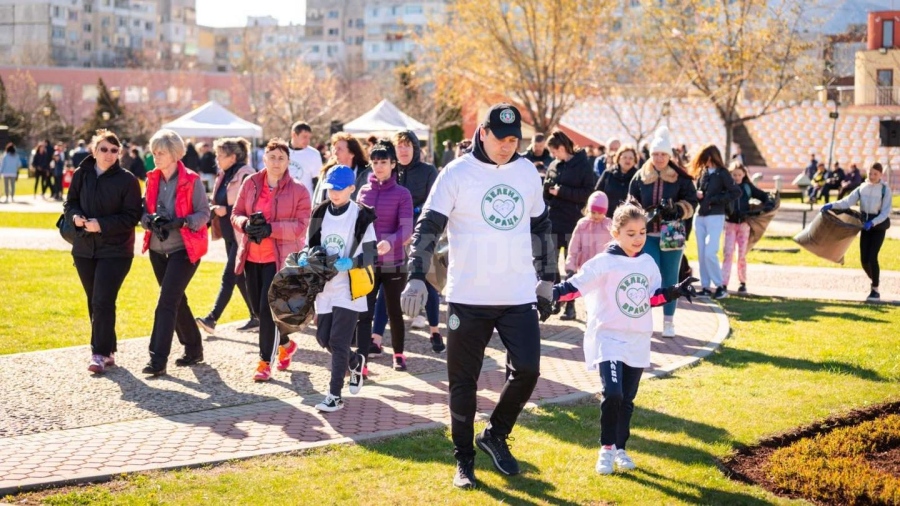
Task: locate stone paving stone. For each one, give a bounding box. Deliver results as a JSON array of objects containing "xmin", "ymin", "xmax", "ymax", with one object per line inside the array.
[{"xmin": 0, "ymin": 299, "xmax": 726, "ymax": 495}]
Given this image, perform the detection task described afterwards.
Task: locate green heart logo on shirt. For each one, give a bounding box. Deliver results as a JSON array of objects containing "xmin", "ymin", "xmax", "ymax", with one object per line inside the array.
[
  {"xmin": 482, "ymin": 185, "xmax": 525, "ymax": 231},
  {"xmin": 626, "ymin": 287, "xmax": 647, "ymax": 306},
  {"xmin": 616, "ymin": 273, "xmax": 651, "ymax": 318},
  {"xmin": 492, "ymin": 198, "xmax": 515, "ymax": 218}
]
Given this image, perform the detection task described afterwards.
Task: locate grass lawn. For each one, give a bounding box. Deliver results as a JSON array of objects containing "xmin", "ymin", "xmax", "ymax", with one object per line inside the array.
[
  {"xmin": 16, "ymin": 297, "xmax": 900, "ymax": 505},
  {"xmin": 0, "ymin": 249, "xmax": 244, "ymax": 355},
  {"xmin": 746, "ymin": 235, "xmax": 900, "ymax": 271},
  {"xmin": 0, "ymin": 212, "xmax": 61, "ymax": 229}
]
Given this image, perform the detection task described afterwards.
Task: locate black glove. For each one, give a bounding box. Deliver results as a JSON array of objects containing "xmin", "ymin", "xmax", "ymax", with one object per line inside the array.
[
  {"xmin": 664, "ymin": 276, "xmax": 699, "ymax": 304},
  {"xmin": 245, "ymin": 223, "xmax": 272, "ymax": 243},
  {"xmin": 565, "ymin": 269, "xmax": 575, "ymax": 279},
  {"xmin": 536, "ymin": 296, "xmax": 556, "ymax": 322},
  {"xmin": 660, "ymin": 198, "xmax": 680, "ymax": 221},
  {"xmin": 161, "ymin": 217, "xmax": 186, "ymax": 231},
  {"xmin": 150, "ymin": 214, "xmax": 170, "ymax": 241}
]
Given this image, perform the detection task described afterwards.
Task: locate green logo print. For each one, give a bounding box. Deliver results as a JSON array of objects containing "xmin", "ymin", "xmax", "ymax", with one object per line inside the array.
[
  {"xmin": 615, "ymin": 273, "xmax": 651, "ymax": 318},
  {"xmin": 481, "ymin": 185, "xmax": 524, "ymax": 230}
]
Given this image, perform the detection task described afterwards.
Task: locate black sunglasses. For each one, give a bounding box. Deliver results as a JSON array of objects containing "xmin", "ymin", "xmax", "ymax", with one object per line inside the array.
[{"xmin": 98, "ymin": 146, "xmax": 120, "ymax": 154}]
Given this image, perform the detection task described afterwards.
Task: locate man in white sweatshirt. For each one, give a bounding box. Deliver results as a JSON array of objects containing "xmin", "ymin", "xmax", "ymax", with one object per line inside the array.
[{"xmin": 288, "ymin": 121, "xmax": 322, "ymax": 198}]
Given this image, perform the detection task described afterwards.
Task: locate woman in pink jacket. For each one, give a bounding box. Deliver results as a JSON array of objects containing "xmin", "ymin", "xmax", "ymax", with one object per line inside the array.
[
  {"xmin": 562, "ymin": 191, "xmax": 613, "ymax": 320},
  {"xmin": 232, "ymin": 138, "xmax": 311, "ymax": 381}
]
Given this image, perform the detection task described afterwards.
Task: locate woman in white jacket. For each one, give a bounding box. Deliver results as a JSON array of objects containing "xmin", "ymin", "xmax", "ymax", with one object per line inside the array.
[{"xmin": 821, "ymin": 162, "xmax": 892, "ymax": 302}]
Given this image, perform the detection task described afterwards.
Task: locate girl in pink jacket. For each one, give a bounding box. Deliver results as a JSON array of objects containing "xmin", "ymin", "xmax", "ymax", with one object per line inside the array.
[{"xmin": 562, "ymin": 191, "xmax": 613, "ymax": 320}]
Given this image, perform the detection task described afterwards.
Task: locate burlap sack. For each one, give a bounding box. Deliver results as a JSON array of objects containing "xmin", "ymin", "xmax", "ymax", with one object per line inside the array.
[{"xmin": 793, "ymin": 209, "xmax": 862, "ymax": 265}]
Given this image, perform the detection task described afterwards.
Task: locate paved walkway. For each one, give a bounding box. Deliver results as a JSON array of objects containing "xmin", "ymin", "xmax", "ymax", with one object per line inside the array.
[{"xmin": 0, "ymin": 299, "xmax": 729, "ymax": 495}]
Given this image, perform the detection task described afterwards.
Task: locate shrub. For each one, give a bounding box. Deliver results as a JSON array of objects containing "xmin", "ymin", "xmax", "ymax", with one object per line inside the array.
[{"xmin": 765, "ymin": 414, "xmax": 900, "ymax": 505}]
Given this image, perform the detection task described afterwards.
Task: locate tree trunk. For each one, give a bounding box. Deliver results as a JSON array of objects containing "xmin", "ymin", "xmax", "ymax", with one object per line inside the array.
[{"xmin": 724, "ymin": 121, "xmax": 733, "ymax": 162}]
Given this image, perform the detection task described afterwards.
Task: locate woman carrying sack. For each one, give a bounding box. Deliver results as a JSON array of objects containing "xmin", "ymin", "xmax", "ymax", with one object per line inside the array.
[{"xmin": 821, "ymin": 162, "xmax": 892, "ymax": 302}]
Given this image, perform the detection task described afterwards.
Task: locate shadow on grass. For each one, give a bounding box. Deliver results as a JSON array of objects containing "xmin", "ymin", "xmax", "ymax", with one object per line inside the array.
[
  {"xmin": 709, "ymin": 348, "xmax": 891, "ymax": 382},
  {"xmin": 620, "ymin": 467, "xmax": 771, "ymax": 505},
  {"xmin": 719, "ymin": 296, "xmax": 893, "ymax": 324}
]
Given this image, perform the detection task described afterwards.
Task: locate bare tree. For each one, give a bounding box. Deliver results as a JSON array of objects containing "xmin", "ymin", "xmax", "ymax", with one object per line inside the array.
[{"xmin": 641, "ymin": 0, "xmax": 817, "ymax": 159}]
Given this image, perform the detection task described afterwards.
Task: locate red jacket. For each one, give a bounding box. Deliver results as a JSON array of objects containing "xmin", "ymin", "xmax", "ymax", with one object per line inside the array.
[
  {"xmin": 232, "ymin": 169, "xmax": 311, "ymax": 275},
  {"xmin": 143, "ymin": 161, "xmax": 209, "ymax": 264}
]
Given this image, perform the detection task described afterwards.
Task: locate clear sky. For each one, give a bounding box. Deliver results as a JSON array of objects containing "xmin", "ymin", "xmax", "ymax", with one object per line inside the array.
[{"xmin": 195, "ymin": 0, "xmax": 306, "ymax": 27}]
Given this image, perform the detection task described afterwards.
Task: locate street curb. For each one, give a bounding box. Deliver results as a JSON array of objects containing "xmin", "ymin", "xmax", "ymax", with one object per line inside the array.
[{"xmin": 0, "ymin": 303, "xmax": 730, "ymax": 498}]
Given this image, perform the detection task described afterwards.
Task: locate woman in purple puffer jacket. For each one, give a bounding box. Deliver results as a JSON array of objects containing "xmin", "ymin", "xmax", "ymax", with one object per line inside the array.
[{"xmin": 355, "ymin": 139, "xmax": 414, "ymax": 374}]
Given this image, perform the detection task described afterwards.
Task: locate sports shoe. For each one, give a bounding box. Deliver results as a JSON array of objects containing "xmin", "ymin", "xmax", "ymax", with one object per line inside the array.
[
  {"xmin": 237, "ymin": 317, "xmax": 260, "ymax": 331},
  {"xmin": 315, "ymin": 393, "xmax": 344, "ymax": 412},
  {"xmin": 430, "ymin": 332, "xmax": 446, "ymax": 353},
  {"xmin": 253, "ymin": 361, "xmax": 272, "ymax": 382},
  {"xmin": 104, "ymin": 353, "xmax": 116, "ymax": 368},
  {"xmin": 453, "ymin": 458, "xmax": 476, "ymax": 489},
  {"xmin": 738, "ymin": 283, "xmax": 747, "ymax": 294},
  {"xmin": 362, "ymin": 365, "xmax": 369, "ymax": 380},
  {"xmin": 713, "ymin": 286, "xmax": 728, "ymax": 300},
  {"xmin": 142, "ymin": 362, "xmax": 167, "ymax": 376},
  {"xmin": 195, "ymin": 316, "xmax": 216, "ymax": 334},
  {"xmin": 560, "ymin": 301, "xmax": 576, "ymax": 321},
  {"xmin": 699, "ymin": 288, "xmax": 712, "ymax": 298},
  {"xmin": 175, "ymin": 353, "xmax": 204, "ymax": 366},
  {"xmin": 369, "ymin": 340, "xmax": 383, "ymax": 355},
  {"xmin": 866, "ymin": 289, "xmax": 881, "ymax": 303},
  {"xmin": 276, "ymin": 339, "xmax": 298, "ymax": 371},
  {"xmin": 393, "ymin": 353, "xmax": 407, "ymax": 371},
  {"xmin": 615, "ymin": 449, "xmax": 636, "ymax": 470},
  {"xmin": 475, "ymin": 428, "xmax": 520, "ymax": 475},
  {"xmin": 349, "ymin": 354, "xmax": 365, "ymax": 395},
  {"xmin": 662, "ymin": 322, "xmax": 675, "ymax": 338},
  {"xmin": 88, "ymin": 354, "xmax": 106, "ymax": 374},
  {"xmin": 596, "ymin": 445, "xmax": 616, "ymax": 475},
  {"xmin": 411, "ymin": 315, "xmax": 428, "ymax": 329}
]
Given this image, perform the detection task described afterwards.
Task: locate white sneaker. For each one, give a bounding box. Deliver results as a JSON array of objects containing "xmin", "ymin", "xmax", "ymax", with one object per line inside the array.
[
  {"xmin": 662, "ymin": 322, "xmax": 675, "ymax": 338},
  {"xmin": 315, "ymin": 393, "xmax": 344, "ymax": 412},
  {"xmin": 596, "ymin": 445, "xmax": 616, "ymax": 475},
  {"xmin": 348, "ymin": 355, "xmax": 365, "ymax": 395},
  {"xmin": 411, "ymin": 315, "xmax": 428, "ymax": 329},
  {"xmin": 615, "ymin": 449, "xmax": 636, "ymax": 470}
]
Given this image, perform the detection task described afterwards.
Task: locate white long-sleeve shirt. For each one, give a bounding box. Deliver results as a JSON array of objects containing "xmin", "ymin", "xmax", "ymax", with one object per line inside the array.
[{"xmin": 831, "ymin": 181, "xmax": 892, "ymax": 226}]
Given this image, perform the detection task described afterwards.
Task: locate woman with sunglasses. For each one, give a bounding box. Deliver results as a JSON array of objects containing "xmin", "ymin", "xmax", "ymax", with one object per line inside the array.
[{"xmin": 64, "ymin": 129, "xmax": 143, "ymax": 374}]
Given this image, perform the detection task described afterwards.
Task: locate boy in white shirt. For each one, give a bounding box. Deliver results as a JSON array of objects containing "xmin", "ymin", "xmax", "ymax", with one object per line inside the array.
[{"xmin": 288, "ymin": 121, "xmax": 322, "ymax": 199}]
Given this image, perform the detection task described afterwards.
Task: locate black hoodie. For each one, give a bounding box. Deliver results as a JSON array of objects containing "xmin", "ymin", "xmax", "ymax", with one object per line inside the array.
[
  {"xmin": 396, "ymin": 130, "xmax": 438, "ymax": 221},
  {"xmin": 543, "ymin": 149, "xmax": 596, "ymax": 237},
  {"xmin": 63, "ymin": 156, "xmax": 143, "ymax": 259}
]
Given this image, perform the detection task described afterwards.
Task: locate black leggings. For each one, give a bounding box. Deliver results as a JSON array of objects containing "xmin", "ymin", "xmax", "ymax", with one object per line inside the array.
[
  {"xmin": 356, "ymin": 265, "xmax": 408, "ymax": 358},
  {"xmin": 598, "ymin": 361, "xmax": 643, "ymax": 449},
  {"xmin": 209, "ymin": 214, "xmax": 254, "ymax": 321},
  {"xmin": 244, "ymin": 261, "xmax": 288, "ymax": 363},
  {"xmin": 860, "ymin": 227, "xmax": 887, "ymax": 287}
]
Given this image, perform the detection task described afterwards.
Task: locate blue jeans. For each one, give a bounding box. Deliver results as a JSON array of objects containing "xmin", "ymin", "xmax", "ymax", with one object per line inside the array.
[
  {"xmin": 694, "ymin": 214, "xmax": 725, "ymax": 289},
  {"xmin": 643, "ymin": 236, "xmax": 683, "ymax": 317},
  {"xmin": 373, "ymin": 279, "xmax": 440, "ymax": 334}
]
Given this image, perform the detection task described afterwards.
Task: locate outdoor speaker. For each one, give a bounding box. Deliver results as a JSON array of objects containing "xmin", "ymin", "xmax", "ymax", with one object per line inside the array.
[{"xmin": 880, "ymin": 120, "xmax": 900, "ymax": 147}]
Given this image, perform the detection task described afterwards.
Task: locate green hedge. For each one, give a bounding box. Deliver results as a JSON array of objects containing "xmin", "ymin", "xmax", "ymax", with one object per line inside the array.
[{"xmin": 765, "ymin": 414, "xmax": 900, "ymax": 505}]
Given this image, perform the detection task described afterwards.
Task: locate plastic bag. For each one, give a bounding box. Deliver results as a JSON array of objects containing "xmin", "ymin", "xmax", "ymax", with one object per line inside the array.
[
  {"xmin": 793, "ymin": 209, "xmax": 862, "ymax": 265},
  {"xmin": 267, "ymin": 246, "xmax": 338, "ymax": 334}
]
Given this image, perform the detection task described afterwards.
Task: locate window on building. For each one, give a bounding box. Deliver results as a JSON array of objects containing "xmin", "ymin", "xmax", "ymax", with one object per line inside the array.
[
  {"xmin": 327, "ymin": 45, "xmax": 337, "ymax": 56},
  {"xmin": 102, "ymin": 35, "xmax": 109, "ymax": 44},
  {"xmin": 145, "ymin": 22, "xmax": 153, "ymax": 31},
  {"xmin": 311, "ymin": 45, "xmax": 320, "ymax": 53},
  {"xmin": 208, "ymin": 89, "xmax": 231, "ymax": 106},
  {"xmin": 84, "ymin": 41, "xmax": 92, "ymax": 50},
  {"xmin": 371, "ymin": 7, "xmax": 379, "ymax": 17},
  {"xmin": 328, "ymin": 10, "xmax": 339, "ymax": 18},
  {"xmin": 391, "ymin": 6, "xmax": 398, "ymax": 15},
  {"xmin": 118, "ymin": 17, "xmax": 126, "ymax": 27},
  {"xmin": 328, "ymin": 28, "xmax": 339, "ymax": 36},
  {"xmin": 83, "ymin": 23, "xmax": 91, "ymax": 32},
  {"xmin": 38, "ymin": 84, "xmax": 63, "ymax": 102},
  {"xmin": 84, "ymin": 2, "xmax": 92, "ymax": 13},
  {"xmin": 101, "ymin": 17, "xmax": 109, "ymax": 27},
  {"xmin": 347, "ymin": 19, "xmax": 353, "ymax": 27},
  {"xmin": 124, "ymin": 86, "xmax": 149, "ymax": 103},
  {"xmin": 52, "ymin": 6, "xmax": 62, "ymax": 18},
  {"xmin": 68, "ymin": 10, "xmax": 77, "ymax": 20},
  {"xmin": 355, "ymin": 36, "xmax": 363, "ymax": 45},
  {"xmin": 405, "ymin": 5, "xmax": 423, "ymax": 14},
  {"xmin": 82, "ymin": 84, "xmax": 99, "ymax": 102},
  {"xmin": 372, "ymin": 43, "xmax": 379, "ymax": 53},
  {"xmin": 356, "ymin": 18, "xmax": 364, "ymax": 28},
  {"xmin": 52, "ymin": 27, "xmax": 65, "ymax": 39},
  {"xmin": 884, "ymin": 20, "xmax": 894, "ymax": 49}
]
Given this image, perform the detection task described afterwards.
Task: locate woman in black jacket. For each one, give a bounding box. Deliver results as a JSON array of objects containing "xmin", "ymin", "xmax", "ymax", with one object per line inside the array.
[
  {"xmin": 628, "ymin": 126, "xmax": 698, "ymax": 337},
  {"xmin": 64, "ymin": 129, "xmax": 143, "ymax": 374},
  {"xmin": 689, "ymin": 144, "xmax": 741, "ymax": 300},
  {"xmin": 722, "ymin": 161, "xmax": 771, "ymax": 294},
  {"xmin": 595, "ymin": 144, "xmax": 639, "ymax": 218},
  {"xmin": 543, "ymin": 130, "xmax": 596, "ymax": 320}
]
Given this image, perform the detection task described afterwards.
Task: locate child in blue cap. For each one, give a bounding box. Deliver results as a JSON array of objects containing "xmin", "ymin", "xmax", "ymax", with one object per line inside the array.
[{"xmin": 304, "ymin": 165, "xmax": 378, "ymax": 412}]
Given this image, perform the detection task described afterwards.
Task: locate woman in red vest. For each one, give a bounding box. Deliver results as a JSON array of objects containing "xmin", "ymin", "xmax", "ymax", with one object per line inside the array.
[
  {"xmin": 141, "ymin": 129, "xmax": 210, "ymax": 376},
  {"xmin": 232, "ymin": 138, "xmax": 311, "ymax": 382}
]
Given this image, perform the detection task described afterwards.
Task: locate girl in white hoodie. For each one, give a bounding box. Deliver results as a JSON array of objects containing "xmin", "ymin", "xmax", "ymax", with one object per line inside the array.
[{"xmin": 552, "ymin": 201, "xmax": 697, "ymax": 474}]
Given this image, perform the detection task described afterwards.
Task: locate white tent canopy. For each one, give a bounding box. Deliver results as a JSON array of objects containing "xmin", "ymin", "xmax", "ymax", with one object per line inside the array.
[
  {"xmin": 343, "ymin": 99, "xmax": 429, "ymax": 140},
  {"xmin": 162, "ymin": 101, "xmax": 263, "ymax": 138}
]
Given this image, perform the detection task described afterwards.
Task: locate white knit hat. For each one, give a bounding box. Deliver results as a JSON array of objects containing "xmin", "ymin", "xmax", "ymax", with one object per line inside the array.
[{"xmin": 649, "ymin": 126, "xmax": 673, "ymax": 155}]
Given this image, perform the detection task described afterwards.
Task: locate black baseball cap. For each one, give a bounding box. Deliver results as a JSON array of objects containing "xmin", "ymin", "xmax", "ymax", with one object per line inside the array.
[{"xmin": 482, "ymin": 103, "xmax": 522, "ymax": 140}]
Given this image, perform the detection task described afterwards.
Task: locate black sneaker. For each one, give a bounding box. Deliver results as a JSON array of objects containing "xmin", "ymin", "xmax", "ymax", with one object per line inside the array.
[
  {"xmin": 560, "ymin": 301, "xmax": 576, "ymax": 321},
  {"xmin": 393, "ymin": 354, "xmax": 407, "ymax": 371},
  {"xmin": 738, "ymin": 283, "xmax": 747, "ymax": 294},
  {"xmin": 475, "ymin": 429, "xmax": 520, "ymax": 475},
  {"xmin": 430, "ymin": 332, "xmax": 446, "ymax": 353},
  {"xmin": 141, "ymin": 362, "xmax": 167, "ymax": 376},
  {"xmin": 348, "ymin": 354, "xmax": 365, "ymax": 395},
  {"xmin": 866, "ymin": 289, "xmax": 880, "ymax": 303},
  {"xmin": 195, "ymin": 316, "xmax": 216, "ymax": 334},
  {"xmin": 699, "ymin": 288, "xmax": 712, "ymax": 298},
  {"xmin": 237, "ymin": 317, "xmax": 260, "ymax": 331},
  {"xmin": 369, "ymin": 341, "xmax": 383, "ymax": 355},
  {"xmin": 453, "ymin": 458, "xmax": 476, "ymax": 489},
  {"xmin": 175, "ymin": 353, "xmax": 204, "ymax": 366},
  {"xmin": 713, "ymin": 286, "xmax": 728, "ymax": 300}
]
